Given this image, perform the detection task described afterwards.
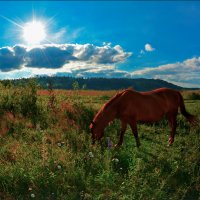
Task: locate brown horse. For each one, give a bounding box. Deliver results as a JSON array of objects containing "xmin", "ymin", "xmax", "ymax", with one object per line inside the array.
[{"xmin": 90, "ymin": 88, "xmax": 198, "ymax": 147}]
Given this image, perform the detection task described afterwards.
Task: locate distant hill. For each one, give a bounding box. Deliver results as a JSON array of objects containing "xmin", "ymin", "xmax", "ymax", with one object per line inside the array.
[{"xmin": 0, "ymin": 76, "xmax": 192, "ymax": 91}]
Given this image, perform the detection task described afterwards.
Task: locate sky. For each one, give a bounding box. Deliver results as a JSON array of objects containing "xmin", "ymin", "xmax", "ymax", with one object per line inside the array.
[{"xmin": 0, "ymin": 1, "xmax": 200, "ymax": 87}]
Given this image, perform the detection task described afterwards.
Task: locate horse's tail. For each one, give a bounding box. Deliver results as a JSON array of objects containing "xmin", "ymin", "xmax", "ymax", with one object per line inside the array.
[{"xmin": 179, "ymin": 92, "xmax": 199, "ymax": 126}]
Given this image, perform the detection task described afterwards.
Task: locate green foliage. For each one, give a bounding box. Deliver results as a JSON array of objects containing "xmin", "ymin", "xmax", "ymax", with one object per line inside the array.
[
  {"xmin": 0, "ymin": 76, "xmax": 185, "ymax": 91},
  {"xmin": 72, "ymin": 81, "xmax": 80, "ymax": 91},
  {"xmin": 0, "ymin": 79, "xmax": 48, "ymax": 128},
  {"xmin": 188, "ymin": 92, "xmax": 200, "ymax": 100},
  {"xmin": 64, "ymin": 101, "xmax": 95, "ymax": 132}
]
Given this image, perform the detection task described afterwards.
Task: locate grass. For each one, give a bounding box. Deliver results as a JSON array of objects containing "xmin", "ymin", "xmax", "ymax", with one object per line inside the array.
[{"xmin": 0, "ymin": 85, "xmax": 200, "ymax": 200}]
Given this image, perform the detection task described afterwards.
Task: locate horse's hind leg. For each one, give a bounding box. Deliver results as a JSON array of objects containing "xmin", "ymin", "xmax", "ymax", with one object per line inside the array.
[
  {"xmin": 129, "ymin": 121, "xmax": 141, "ymax": 148},
  {"xmin": 115, "ymin": 120, "xmax": 127, "ymax": 147},
  {"xmin": 167, "ymin": 112, "xmax": 177, "ymax": 146}
]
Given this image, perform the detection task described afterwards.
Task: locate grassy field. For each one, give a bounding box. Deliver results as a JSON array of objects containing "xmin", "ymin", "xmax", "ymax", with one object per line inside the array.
[{"xmin": 0, "ymin": 82, "xmax": 200, "ymax": 200}]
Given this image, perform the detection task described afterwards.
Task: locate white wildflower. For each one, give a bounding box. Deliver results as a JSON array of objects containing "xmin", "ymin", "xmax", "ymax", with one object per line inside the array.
[
  {"xmin": 88, "ymin": 152, "xmax": 94, "ymax": 158},
  {"xmin": 31, "ymin": 193, "xmax": 35, "ymax": 198},
  {"xmin": 57, "ymin": 142, "xmax": 62, "ymax": 147},
  {"xmin": 112, "ymin": 158, "xmax": 119, "ymax": 163},
  {"xmin": 57, "ymin": 165, "xmax": 62, "ymax": 170}
]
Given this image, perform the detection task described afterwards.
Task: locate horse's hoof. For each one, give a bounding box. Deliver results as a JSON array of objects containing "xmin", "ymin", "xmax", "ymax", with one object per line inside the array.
[
  {"xmin": 168, "ymin": 141, "xmax": 173, "ymax": 147},
  {"xmin": 168, "ymin": 138, "xmax": 174, "ymax": 146}
]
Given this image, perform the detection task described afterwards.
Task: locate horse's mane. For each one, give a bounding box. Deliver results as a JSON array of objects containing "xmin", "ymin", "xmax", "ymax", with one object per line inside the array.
[{"xmin": 103, "ymin": 89, "xmax": 134, "ymax": 110}]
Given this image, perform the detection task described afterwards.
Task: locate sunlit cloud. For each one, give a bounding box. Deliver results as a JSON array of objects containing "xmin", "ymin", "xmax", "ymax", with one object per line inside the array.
[
  {"xmin": 0, "ymin": 43, "xmax": 131, "ymax": 71},
  {"xmin": 144, "ymin": 43, "xmax": 155, "ymax": 52},
  {"xmin": 131, "ymin": 57, "xmax": 200, "ymax": 87},
  {"xmin": 0, "ymin": 43, "xmax": 132, "ymax": 79},
  {"xmin": 0, "ymin": 45, "xmax": 26, "ymax": 71}
]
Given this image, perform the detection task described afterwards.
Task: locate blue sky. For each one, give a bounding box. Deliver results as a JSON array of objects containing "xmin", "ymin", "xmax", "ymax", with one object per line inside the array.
[{"xmin": 0, "ymin": 1, "xmax": 200, "ymax": 87}]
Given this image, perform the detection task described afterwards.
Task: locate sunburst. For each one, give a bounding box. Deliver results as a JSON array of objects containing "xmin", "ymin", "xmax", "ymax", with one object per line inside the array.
[{"xmin": 23, "ymin": 21, "xmax": 46, "ymax": 45}]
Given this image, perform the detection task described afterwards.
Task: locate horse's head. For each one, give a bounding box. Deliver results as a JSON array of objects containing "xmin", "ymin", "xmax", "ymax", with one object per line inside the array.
[{"xmin": 89, "ymin": 120, "xmax": 104, "ymax": 144}]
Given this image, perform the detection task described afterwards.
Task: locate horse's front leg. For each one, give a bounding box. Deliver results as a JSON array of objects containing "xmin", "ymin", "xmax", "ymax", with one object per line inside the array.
[
  {"xmin": 129, "ymin": 121, "xmax": 141, "ymax": 148},
  {"xmin": 115, "ymin": 120, "xmax": 127, "ymax": 148}
]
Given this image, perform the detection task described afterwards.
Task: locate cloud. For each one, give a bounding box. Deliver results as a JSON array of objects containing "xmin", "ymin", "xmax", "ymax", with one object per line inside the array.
[
  {"xmin": 49, "ymin": 27, "xmax": 85, "ymax": 43},
  {"xmin": 68, "ymin": 63, "xmax": 131, "ymax": 78},
  {"xmin": 144, "ymin": 43, "xmax": 155, "ymax": 52},
  {"xmin": 131, "ymin": 57, "xmax": 200, "ymax": 87},
  {"xmin": 56, "ymin": 68, "xmax": 130, "ymax": 78},
  {"xmin": 0, "ymin": 43, "xmax": 132, "ymax": 72},
  {"xmin": 25, "ymin": 45, "xmax": 77, "ymax": 68},
  {"xmin": 50, "ymin": 28, "xmax": 67, "ymax": 43},
  {"xmin": 138, "ymin": 43, "xmax": 155, "ymax": 57},
  {"xmin": 0, "ymin": 45, "xmax": 26, "ymax": 71},
  {"xmin": 73, "ymin": 43, "xmax": 131, "ymax": 64}
]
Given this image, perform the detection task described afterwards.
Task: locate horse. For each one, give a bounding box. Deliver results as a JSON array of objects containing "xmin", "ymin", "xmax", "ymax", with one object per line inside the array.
[{"xmin": 90, "ymin": 88, "xmax": 198, "ymax": 147}]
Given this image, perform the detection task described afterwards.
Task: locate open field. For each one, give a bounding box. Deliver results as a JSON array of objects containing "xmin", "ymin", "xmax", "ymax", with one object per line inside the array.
[{"xmin": 0, "ymin": 83, "xmax": 200, "ymax": 200}]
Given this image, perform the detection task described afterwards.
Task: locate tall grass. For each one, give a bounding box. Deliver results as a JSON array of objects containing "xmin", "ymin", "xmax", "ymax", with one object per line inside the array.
[{"xmin": 0, "ymin": 84, "xmax": 199, "ymax": 199}]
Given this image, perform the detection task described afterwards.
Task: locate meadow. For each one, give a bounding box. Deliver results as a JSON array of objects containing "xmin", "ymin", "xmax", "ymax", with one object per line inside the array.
[{"xmin": 0, "ymin": 81, "xmax": 200, "ymax": 200}]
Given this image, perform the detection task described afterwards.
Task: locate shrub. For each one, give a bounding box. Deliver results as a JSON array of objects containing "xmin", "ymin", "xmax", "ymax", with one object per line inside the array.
[{"xmin": 187, "ymin": 92, "xmax": 200, "ymax": 100}]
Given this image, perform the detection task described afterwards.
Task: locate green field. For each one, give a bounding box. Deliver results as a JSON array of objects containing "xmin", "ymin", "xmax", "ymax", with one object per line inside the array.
[{"xmin": 0, "ymin": 82, "xmax": 200, "ymax": 200}]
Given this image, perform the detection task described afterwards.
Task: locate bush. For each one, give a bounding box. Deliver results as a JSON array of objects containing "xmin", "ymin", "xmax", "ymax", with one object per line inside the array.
[
  {"xmin": 65, "ymin": 102, "xmax": 96, "ymax": 132},
  {"xmin": 0, "ymin": 79, "xmax": 48, "ymax": 128},
  {"xmin": 187, "ymin": 92, "xmax": 200, "ymax": 100}
]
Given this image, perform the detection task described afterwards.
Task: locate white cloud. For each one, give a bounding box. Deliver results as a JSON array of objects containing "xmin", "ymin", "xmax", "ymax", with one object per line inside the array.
[
  {"xmin": 145, "ymin": 43, "xmax": 155, "ymax": 52},
  {"xmin": 0, "ymin": 43, "xmax": 132, "ymax": 71},
  {"xmin": 131, "ymin": 57, "xmax": 200, "ymax": 87},
  {"xmin": 0, "ymin": 43, "xmax": 132, "ymax": 80}
]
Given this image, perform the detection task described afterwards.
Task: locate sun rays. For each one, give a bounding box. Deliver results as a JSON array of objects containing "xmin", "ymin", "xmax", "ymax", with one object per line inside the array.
[{"xmin": 23, "ymin": 21, "xmax": 46, "ymax": 45}]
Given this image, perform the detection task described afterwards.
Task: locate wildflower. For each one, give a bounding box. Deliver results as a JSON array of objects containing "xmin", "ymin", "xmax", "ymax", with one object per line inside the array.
[
  {"xmin": 31, "ymin": 193, "xmax": 35, "ymax": 198},
  {"xmin": 57, "ymin": 165, "xmax": 62, "ymax": 170},
  {"xmin": 112, "ymin": 158, "xmax": 119, "ymax": 163},
  {"xmin": 28, "ymin": 187, "xmax": 32, "ymax": 191},
  {"xmin": 107, "ymin": 137, "xmax": 112, "ymax": 149},
  {"xmin": 88, "ymin": 152, "xmax": 94, "ymax": 158},
  {"xmin": 57, "ymin": 142, "xmax": 62, "ymax": 147},
  {"xmin": 57, "ymin": 141, "xmax": 65, "ymax": 147},
  {"xmin": 120, "ymin": 167, "xmax": 123, "ymax": 170}
]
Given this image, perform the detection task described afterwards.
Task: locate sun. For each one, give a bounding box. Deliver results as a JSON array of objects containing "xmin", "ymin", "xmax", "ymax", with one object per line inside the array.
[{"xmin": 23, "ymin": 21, "xmax": 46, "ymax": 45}]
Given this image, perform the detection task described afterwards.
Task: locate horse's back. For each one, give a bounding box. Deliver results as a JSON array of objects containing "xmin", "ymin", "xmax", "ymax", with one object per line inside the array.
[
  {"xmin": 117, "ymin": 88, "xmax": 181, "ymax": 122},
  {"xmin": 121, "ymin": 88, "xmax": 180, "ymax": 100}
]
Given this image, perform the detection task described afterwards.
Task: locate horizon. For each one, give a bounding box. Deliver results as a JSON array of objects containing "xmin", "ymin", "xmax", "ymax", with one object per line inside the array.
[
  {"xmin": 2, "ymin": 75, "xmax": 199, "ymax": 90},
  {"xmin": 0, "ymin": 1, "xmax": 200, "ymax": 88}
]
